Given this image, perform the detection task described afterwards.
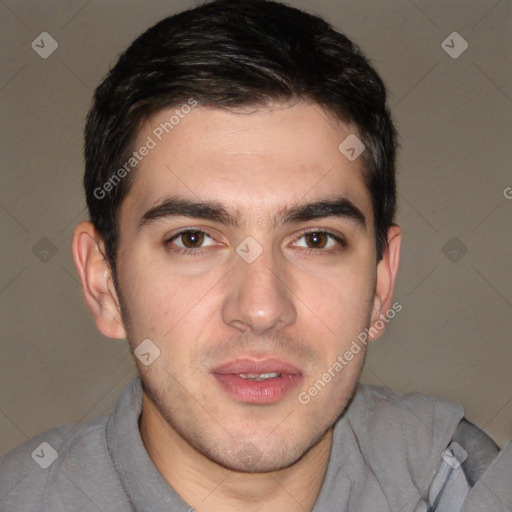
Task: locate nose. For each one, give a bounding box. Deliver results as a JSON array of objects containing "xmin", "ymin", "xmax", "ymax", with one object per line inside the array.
[{"xmin": 221, "ymin": 246, "xmax": 297, "ymax": 334}]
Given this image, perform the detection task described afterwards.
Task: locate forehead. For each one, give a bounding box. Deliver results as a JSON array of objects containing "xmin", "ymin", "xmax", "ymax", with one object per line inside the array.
[{"xmin": 121, "ymin": 103, "xmax": 372, "ymax": 226}]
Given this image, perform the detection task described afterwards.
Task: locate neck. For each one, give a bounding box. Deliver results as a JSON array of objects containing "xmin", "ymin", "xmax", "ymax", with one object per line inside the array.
[{"xmin": 139, "ymin": 392, "xmax": 332, "ymax": 512}]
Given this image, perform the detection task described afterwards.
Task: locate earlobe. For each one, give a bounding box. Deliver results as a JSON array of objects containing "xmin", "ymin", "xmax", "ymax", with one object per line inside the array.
[
  {"xmin": 71, "ymin": 221, "xmax": 126, "ymax": 339},
  {"xmin": 368, "ymin": 224, "xmax": 402, "ymax": 341}
]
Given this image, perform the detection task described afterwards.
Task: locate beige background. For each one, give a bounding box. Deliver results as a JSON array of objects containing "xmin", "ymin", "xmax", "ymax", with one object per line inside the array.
[{"xmin": 1, "ymin": 0, "xmax": 511, "ymax": 456}]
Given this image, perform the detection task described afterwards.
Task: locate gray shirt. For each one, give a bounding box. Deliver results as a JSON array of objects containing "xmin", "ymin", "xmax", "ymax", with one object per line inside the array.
[{"xmin": 1, "ymin": 378, "xmax": 510, "ymax": 511}]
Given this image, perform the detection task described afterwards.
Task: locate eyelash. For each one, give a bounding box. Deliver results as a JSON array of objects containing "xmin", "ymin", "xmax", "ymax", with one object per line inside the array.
[
  {"xmin": 293, "ymin": 229, "xmax": 347, "ymax": 256},
  {"xmin": 165, "ymin": 229, "xmax": 215, "ymax": 256},
  {"xmin": 164, "ymin": 228, "xmax": 347, "ymax": 256}
]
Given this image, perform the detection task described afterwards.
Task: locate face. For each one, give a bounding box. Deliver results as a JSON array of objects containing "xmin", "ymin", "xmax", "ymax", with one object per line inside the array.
[{"xmin": 113, "ymin": 102, "xmax": 382, "ymax": 472}]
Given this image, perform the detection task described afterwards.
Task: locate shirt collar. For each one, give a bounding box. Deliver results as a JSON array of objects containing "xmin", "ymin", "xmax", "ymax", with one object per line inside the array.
[{"xmin": 106, "ymin": 377, "xmax": 191, "ymax": 511}]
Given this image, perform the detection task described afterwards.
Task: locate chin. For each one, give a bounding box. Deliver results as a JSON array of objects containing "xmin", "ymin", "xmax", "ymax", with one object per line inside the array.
[
  {"xmin": 207, "ymin": 443, "xmax": 302, "ymax": 474},
  {"xmin": 203, "ymin": 426, "xmax": 329, "ymax": 474}
]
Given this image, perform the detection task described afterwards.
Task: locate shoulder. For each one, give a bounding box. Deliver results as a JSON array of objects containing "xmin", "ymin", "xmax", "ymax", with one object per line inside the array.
[
  {"xmin": 341, "ymin": 385, "xmax": 461, "ymax": 504},
  {"xmin": 353, "ymin": 384, "xmax": 500, "ymax": 470},
  {"xmin": 0, "ymin": 415, "xmax": 113, "ymax": 512},
  {"xmin": 341, "ymin": 384, "xmax": 502, "ymax": 510},
  {"xmin": 349, "ymin": 383, "xmax": 466, "ymax": 437}
]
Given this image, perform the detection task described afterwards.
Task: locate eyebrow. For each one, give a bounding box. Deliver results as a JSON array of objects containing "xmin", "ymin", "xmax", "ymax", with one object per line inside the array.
[
  {"xmin": 137, "ymin": 196, "xmax": 366, "ymax": 232},
  {"xmin": 280, "ymin": 198, "xmax": 366, "ymax": 229}
]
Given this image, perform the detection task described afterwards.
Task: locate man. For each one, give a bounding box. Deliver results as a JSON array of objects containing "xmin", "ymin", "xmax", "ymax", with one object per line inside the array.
[{"xmin": 1, "ymin": 1, "xmax": 510, "ymax": 511}]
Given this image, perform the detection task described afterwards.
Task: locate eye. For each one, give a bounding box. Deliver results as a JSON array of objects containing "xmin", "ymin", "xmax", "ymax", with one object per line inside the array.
[
  {"xmin": 292, "ymin": 230, "xmax": 346, "ymax": 251},
  {"xmin": 166, "ymin": 229, "xmax": 216, "ymax": 252}
]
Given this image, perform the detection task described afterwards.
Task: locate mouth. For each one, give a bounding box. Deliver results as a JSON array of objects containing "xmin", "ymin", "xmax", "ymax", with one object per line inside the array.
[{"xmin": 211, "ymin": 358, "xmax": 303, "ymax": 405}]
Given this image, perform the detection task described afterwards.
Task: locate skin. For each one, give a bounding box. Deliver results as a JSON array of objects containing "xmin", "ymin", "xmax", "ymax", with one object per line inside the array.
[{"xmin": 72, "ymin": 102, "xmax": 401, "ymax": 511}]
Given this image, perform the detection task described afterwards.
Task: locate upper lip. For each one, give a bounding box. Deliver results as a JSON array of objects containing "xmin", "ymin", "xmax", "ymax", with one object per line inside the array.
[{"xmin": 211, "ymin": 358, "xmax": 302, "ymax": 375}]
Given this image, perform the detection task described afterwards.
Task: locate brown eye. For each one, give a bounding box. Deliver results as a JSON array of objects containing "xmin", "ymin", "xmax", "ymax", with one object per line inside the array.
[
  {"xmin": 304, "ymin": 232, "xmax": 328, "ymax": 248},
  {"xmin": 180, "ymin": 230, "xmax": 205, "ymax": 248},
  {"xmin": 166, "ymin": 229, "xmax": 215, "ymax": 252},
  {"xmin": 292, "ymin": 230, "xmax": 345, "ymax": 252}
]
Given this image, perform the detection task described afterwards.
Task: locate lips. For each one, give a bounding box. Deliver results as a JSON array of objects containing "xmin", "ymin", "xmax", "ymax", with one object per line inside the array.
[
  {"xmin": 211, "ymin": 358, "xmax": 303, "ymax": 405},
  {"xmin": 212, "ymin": 358, "xmax": 302, "ymax": 376}
]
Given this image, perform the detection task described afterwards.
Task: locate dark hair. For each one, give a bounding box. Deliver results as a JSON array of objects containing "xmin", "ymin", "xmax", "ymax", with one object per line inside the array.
[{"xmin": 84, "ymin": 0, "xmax": 397, "ymax": 276}]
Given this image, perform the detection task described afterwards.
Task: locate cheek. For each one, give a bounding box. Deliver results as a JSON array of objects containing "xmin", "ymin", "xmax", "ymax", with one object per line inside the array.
[
  {"xmin": 293, "ymin": 259, "xmax": 375, "ymax": 337},
  {"xmin": 119, "ymin": 255, "xmax": 223, "ymax": 343}
]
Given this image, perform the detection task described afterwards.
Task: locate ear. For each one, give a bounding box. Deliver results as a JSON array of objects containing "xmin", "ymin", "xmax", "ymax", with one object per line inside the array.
[
  {"xmin": 368, "ymin": 224, "xmax": 402, "ymax": 341},
  {"xmin": 71, "ymin": 221, "xmax": 126, "ymax": 339}
]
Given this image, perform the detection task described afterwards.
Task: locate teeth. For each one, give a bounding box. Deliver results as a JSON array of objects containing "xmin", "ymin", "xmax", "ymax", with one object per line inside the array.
[{"xmin": 239, "ymin": 372, "xmax": 281, "ymax": 381}]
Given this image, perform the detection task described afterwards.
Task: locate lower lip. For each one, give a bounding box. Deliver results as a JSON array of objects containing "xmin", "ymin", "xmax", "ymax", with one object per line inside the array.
[{"xmin": 212, "ymin": 373, "xmax": 303, "ymax": 404}]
